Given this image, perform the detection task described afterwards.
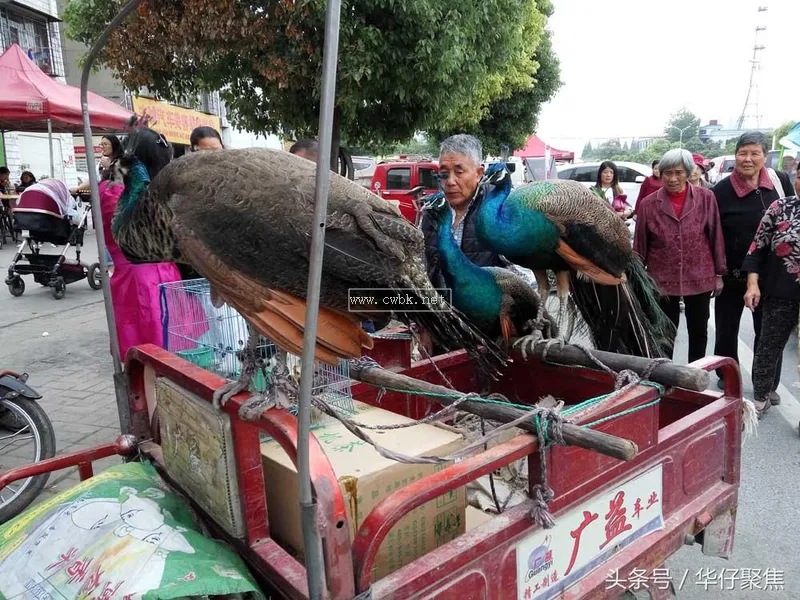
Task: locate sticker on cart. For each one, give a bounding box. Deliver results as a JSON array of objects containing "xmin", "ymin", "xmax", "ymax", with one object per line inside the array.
[{"xmin": 516, "ymin": 463, "xmax": 664, "ymax": 600}]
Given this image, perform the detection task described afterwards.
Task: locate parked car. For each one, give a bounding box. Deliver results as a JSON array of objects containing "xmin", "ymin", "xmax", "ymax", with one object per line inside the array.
[
  {"xmin": 484, "ymin": 157, "xmax": 526, "ymax": 188},
  {"xmin": 352, "ymin": 155, "xmax": 376, "ymax": 188},
  {"xmin": 556, "ymin": 161, "xmax": 652, "ymax": 210},
  {"xmin": 709, "ymin": 155, "xmax": 735, "ymax": 184},
  {"xmin": 370, "ymin": 158, "xmax": 439, "ymax": 224}
]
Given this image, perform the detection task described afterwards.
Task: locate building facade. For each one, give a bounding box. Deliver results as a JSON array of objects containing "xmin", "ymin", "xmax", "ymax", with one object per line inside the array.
[
  {"xmin": 699, "ymin": 120, "xmax": 772, "ymax": 145},
  {"xmin": 55, "ymin": 0, "xmax": 281, "ymax": 168},
  {"xmin": 0, "ymin": 0, "xmax": 78, "ymax": 187}
]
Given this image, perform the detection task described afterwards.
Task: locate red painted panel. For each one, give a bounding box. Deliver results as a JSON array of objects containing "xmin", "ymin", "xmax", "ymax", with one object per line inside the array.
[{"xmin": 682, "ymin": 426, "xmax": 726, "ymax": 497}]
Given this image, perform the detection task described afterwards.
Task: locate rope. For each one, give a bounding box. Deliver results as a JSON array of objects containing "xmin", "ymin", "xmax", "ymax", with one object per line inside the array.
[
  {"xmin": 256, "ymin": 349, "xmax": 668, "ymax": 528},
  {"xmin": 409, "ymin": 325, "xmax": 457, "ymax": 390}
]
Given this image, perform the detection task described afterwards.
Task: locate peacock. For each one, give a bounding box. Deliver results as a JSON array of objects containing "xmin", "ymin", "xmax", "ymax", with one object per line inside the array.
[
  {"xmin": 420, "ymin": 191, "xmax": 556, "ymax": 345},
  {"xmin": 475, "ymin": 163, "xmax": 674, "ymax": 358},
  {"xmin": 111, "ymin": 139, "xmax": 507, "ymax": 409}
]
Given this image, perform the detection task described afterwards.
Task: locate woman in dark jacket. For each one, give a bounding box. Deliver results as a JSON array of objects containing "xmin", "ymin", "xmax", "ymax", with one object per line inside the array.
[
  {"xmin": 633, "ymin": 149, "xmax": 726, "ymax": 362},
  {"xmin": 742, "ymin": 160, "xmax": 800, "ymax": 418}
]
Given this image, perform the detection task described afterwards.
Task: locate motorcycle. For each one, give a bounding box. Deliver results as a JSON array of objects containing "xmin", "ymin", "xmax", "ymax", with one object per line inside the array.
[{"xmin": 0, "ymin": 370, "xmax": 56, "ymax": 523}]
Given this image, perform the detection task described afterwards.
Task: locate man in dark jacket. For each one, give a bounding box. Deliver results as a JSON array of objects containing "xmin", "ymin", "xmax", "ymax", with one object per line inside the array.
[
  {"xmin": 420, "ymin": 134, "xmax": 503, "ymax": 290},
  {"xmin": 713, "ymin": 131, "xmax": 794, "ymax": 400}
]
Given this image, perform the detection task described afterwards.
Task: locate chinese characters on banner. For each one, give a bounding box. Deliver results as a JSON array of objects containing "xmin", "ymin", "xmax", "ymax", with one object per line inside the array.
[
  {"xmin": 516, "ymin": 464, "xmax": 664, "ymax": 600},
  {"xmin": 131, "ymin": 97, "xmax": 221, "ymax": 146}
]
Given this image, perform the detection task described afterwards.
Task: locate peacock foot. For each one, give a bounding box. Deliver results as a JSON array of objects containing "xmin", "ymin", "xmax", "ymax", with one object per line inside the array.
[
  {"xmin": 212, "ymin": 374, "xmax": 252, "ymax": 409},
  {"xmin": 268, "ymin": 361, "xmax": 299, "ymax": 411},
  {"xmin": 513, "ymin": 331, "xmax": 545, "ymax": 360},
  {"xmin": 212, "ymin": 346, "xmax": 264, "ymax": 409}
]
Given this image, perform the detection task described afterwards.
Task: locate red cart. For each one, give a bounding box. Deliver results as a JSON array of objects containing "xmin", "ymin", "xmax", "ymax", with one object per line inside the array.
[{"xmin": 0, "ymin": 338, "xmax": 743, "ymax": 599}]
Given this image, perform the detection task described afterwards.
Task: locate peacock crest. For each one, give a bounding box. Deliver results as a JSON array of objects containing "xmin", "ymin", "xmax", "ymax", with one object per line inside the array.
[{"xmin": 420, "ymin": 191, "xmax": 448, "ymax": 214}]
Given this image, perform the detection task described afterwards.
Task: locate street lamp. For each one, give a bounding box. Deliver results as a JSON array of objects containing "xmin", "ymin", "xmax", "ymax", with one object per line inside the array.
[{"xmin": 667, "ymin": 125, "xmax": 693, "ymax": 148}]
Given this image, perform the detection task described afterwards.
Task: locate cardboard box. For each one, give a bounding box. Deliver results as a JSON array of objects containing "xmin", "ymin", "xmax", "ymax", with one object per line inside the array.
[
  {"xmin": 466, "ymin": 506, "xmax": 495, "ymax": 531},
  {"xmin": 260, "ymin": 404, "xmax": 466, "ymax": 580}
]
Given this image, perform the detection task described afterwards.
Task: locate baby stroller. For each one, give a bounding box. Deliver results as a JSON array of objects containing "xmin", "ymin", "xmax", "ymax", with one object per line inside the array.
[{"xmin": 5, "ymin": 181, "xmax": 102, "ymax": 300}]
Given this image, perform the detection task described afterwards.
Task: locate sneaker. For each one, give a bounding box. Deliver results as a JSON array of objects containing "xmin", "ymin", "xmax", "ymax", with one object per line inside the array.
[
  {"xmin": 767, "ymin": 390, "xmax": 781, "ymax": 406},
  {"xmin": 679, "ymin": 299, "xmax": 685, "ymax": 312}
]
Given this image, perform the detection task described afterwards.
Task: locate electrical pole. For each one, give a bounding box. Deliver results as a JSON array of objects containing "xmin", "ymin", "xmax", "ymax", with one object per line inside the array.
[{"xmin": 737, "ymin": 6, "xmax": 768, "ymax": 130}]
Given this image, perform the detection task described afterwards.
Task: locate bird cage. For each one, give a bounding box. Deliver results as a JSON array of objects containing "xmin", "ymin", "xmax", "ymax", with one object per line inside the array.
[{"xmin": 158, "ymin": 278, "xmax": 355, "ymax": 427}]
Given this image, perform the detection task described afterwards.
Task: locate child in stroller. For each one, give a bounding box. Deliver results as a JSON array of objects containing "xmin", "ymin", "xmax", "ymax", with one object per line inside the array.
[{"xmin": 5, "ymin": 180, "xmax": 102, "ymax": 299}]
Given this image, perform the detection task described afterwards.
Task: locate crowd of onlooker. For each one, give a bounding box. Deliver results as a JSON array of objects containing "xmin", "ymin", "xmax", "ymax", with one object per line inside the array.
[{"xmin": 631, "ymin": 131, "xmax": 799, "ymax": 419}]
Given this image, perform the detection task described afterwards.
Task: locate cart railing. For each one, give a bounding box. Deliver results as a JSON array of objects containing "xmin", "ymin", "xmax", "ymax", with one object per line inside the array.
[{"xmin": 1, "ymin": 345, "xmax": 744, "ymax": 599}]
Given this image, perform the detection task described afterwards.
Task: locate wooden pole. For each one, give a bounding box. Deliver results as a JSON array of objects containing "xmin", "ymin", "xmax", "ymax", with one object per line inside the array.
[
  {"xmin": 349, "ymin": 363, "xmax": 639, "ymax": 462},
  {"xmin": 518, "ymin": 341, "xmax": 710, "ymax": 392}
]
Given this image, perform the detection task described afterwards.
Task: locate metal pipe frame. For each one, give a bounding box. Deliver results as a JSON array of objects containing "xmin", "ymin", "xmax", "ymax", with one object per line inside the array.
[
  {"xmin": 79, "ymin": 0, "xmax": 144, "ymax": 379},
  {"xmin": 296, "ymin": 0, "xmax": 343, "ymax": 596}
]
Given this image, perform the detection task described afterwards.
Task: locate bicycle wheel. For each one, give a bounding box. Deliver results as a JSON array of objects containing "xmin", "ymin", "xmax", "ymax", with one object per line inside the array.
[{"xmin": 0, "ymin": 398, "xmax": 56, "ymax": 523}]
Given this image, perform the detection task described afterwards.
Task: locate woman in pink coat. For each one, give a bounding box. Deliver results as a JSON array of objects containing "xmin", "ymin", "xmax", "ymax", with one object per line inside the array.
[{"xmin": 99, "ymin": 131, "xmax": 183, "ymax": 362}]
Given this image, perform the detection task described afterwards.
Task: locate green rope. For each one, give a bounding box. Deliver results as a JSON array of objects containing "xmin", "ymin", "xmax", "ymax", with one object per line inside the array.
[{"xmin": 372, "ymin": 379, "xmax": 665, "ymax": 432}]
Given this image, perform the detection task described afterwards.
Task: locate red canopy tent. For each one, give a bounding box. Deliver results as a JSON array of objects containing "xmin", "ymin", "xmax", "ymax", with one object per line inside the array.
[
  {"xmin": 513, "ymin": 134, "xmax": 574, "ymax": 162},
  {"xmin": 0, "ymin": 44, "xmax": 133, "ymax": 177},
  {"xmin": 0, "ymin": 44, "xmax": 133, "ymax": 133}
]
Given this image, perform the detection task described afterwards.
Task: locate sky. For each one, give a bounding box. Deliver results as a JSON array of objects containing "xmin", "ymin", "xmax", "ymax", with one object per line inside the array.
[{"xmin": 536, "ymin": 0, "xmax": 800, "ymax": 154}]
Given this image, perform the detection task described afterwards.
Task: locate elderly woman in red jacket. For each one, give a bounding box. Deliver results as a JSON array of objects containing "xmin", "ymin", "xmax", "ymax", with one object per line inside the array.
[{"xmin": 633, "ymin": 149, "xmax": 727, "ymax": 363}]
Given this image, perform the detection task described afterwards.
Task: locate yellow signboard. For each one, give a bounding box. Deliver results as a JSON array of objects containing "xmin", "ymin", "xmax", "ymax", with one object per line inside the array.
[{"xmin": 131, "ymin": 97, "xmax": 221, "ymax": 146}]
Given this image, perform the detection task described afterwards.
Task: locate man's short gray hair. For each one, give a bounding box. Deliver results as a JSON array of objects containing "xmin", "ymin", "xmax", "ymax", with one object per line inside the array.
[
  {"xmin": 735, "ymin": 131, "xmax": 768, "ymax": 155},
  {"xmin": 439, "ymin": 134, "xmax": 483, "ymax": 167},
  {"xmin": 659, "ymin": 148, "xmax": 695, "ymax": 176}
]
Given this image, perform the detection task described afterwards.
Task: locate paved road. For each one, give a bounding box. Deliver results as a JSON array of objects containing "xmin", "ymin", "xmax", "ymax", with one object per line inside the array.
[{"xmin": 1, "ymin": 232, "xmax": 798, "ymax": 597}]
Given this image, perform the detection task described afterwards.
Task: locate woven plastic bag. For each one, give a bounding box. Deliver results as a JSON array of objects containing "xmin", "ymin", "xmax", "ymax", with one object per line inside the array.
[{"xmin": 0, "ymin": 461, "xmax": 263, "ymax": 600}]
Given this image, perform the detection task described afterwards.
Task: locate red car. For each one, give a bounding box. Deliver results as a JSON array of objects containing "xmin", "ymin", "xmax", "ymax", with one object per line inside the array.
[{"xmin": 370, "ymin": 158, "xmax": 439, "ymax": 225}]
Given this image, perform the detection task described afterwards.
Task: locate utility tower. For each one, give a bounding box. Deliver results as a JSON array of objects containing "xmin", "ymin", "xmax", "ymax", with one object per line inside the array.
[{"xmin": 737, "ymin": 5, "xmax": 768, "ymax": 130}]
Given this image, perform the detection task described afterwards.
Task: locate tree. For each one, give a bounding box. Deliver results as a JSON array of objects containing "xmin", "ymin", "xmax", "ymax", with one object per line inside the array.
[
  {"xmin": 664, "ymin": 108, "xmax": 700, "ymax": 145},
  {"xmin": 64, "ymin": 0, "xmax": 554, "ymax": 167},
  {"xmin": 428, "ymin": 0, "xmax": 561, "ymax": 155},
  {"xmin": 582, "ymin": 141, "xmax": 594, "ymax": 159}
]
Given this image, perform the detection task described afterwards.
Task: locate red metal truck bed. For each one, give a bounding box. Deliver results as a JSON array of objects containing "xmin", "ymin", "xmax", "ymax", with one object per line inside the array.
[{"xmin": 0, "ymin": 343, "xmax": 742, "ymax": 600}]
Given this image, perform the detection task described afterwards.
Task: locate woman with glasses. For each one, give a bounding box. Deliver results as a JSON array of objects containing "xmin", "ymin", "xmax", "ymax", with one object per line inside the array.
[{"xmin": 98, "ymin": 135, "xmax": 122, "ymax": 181}]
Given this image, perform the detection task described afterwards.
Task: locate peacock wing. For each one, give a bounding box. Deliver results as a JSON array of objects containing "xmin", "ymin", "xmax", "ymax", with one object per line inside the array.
[
  {"xmin": 161, "ymin": 148, "xmax": 429, "ymax": 304},
  {"xmin": 509, "ymin": 180, "xmax": 632, "ymax": 279},
  {"xmin": 173, "ymin": 227, "xmax": 373, "ymax": 365}
]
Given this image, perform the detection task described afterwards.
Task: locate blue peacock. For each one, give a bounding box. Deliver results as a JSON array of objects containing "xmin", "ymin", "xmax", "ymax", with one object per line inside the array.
[
  {"xmin": 473, "ymin": 163, "xmax": 674, "ymax": 358},
  {"xmin": 420, "ymin": 191, "xmax": 555, "ymax": 345}
]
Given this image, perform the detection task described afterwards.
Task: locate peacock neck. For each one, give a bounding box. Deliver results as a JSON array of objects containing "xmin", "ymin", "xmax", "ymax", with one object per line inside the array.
[
  {"xmin": 110, "ymin": 158, "xmax": 178, "ymax": 264},
  {"xmin": 435, "ymin": 210, "xmax": 501, "ymax": 320},
  {"xmin": 112, "ymin": 159, "xmax": 149, "ymax": 239}
]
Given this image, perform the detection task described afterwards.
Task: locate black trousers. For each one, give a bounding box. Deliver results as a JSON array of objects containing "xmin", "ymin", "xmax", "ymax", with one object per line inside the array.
[
  {"xmin": 752, "ymin": 296, "xmax": 799, "ymax": 401},
  {"xmin": 713, "ymin": 279, "xmax": 782, "ymax": 390},
  {"xmin": 660, "ymin": 292, "xmax": 711, "ymax": 363}
]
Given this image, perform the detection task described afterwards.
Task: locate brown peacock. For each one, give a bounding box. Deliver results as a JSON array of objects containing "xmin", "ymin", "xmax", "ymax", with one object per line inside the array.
[{"xmin": 111, "ymin": 139, "xmax": 506, "ymax": 409}]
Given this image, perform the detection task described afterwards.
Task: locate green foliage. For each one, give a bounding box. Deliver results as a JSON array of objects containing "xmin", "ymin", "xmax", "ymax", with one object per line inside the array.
[
  {"xmin": 428, "ymin": 0, "xmax": 562, "ymax": 155},
  {"xmin": 580, "ymin": 109, "xmax": 737, "ymax": 164},
  {"xmin": 63, "ymin": 0, "xmax": 555, "ymax": 153},
  {"xmin": 664, "ymin": 108, "xmax": 700, "ymax": 142},
  {"xmin": 775, "ymin": 120, "xmax": 798, "ymax": 143}
]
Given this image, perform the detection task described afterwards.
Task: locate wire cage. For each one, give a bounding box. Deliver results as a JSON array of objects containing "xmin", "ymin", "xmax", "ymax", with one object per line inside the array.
[{"xmin": 158, "ymin": 278, "xmax": 355, "ymax": 427}]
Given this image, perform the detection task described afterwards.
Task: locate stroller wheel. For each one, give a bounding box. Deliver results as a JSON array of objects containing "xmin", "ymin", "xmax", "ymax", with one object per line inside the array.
[
  {"xmin": 51, "ymin": 278, "xmax": 66, "ymax": 300},
  {"xmin": 7, "ymin": 277, "xmax": 24, "ymax": 297},
  {"xmin": 88, "ymin": 263, "xmax": 103, "ymax": 290}
]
